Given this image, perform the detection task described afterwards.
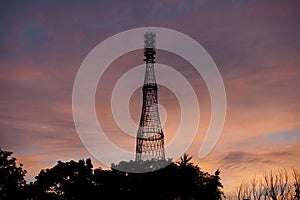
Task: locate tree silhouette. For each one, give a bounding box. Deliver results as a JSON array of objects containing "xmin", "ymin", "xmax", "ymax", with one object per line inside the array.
[
  {"xmin": 0, "ymin": 148, "xmax": 225, "ymax": 200},
  {"xmin": 177, "ymin": 153, "xmax": 193, "ymax": 167},
  {"xmin": 232, "ymin": 169, "xmax": 300, "ymax": 200},
  {"xmin": 110, "ymin": 154, "xmax": 224, "ymax": 199},
  {"xmin": 0, "ymin": 148, "xmax": 27, "ymax": 199},
  {"xmin": 293, "ymin": 168, "xmax": 300, "ymax": 200},
  {"xmin": 205, "ymin": 169, "xmax": 224, "ymax": 200},
  {"xmin": 31, "ymin": 159, "xmax": 95, "ymax": 200}
]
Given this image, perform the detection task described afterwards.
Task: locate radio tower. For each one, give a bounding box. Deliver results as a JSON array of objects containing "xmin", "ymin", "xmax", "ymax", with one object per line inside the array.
[{"xmin": 135, "ymin": 32, "xmax": 165, "ymax": 162}]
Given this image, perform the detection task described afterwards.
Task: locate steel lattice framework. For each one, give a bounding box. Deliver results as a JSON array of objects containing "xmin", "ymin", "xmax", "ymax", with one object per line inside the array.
[{"xmin": 135, "ymin": 32, "xmax": 165, "ymax": 161}]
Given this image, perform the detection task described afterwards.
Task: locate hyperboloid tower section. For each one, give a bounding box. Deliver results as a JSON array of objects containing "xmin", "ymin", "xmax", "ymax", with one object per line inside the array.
[{"xmin": 135, "ymin": 32, "xmax": 165, "ymax": 162}]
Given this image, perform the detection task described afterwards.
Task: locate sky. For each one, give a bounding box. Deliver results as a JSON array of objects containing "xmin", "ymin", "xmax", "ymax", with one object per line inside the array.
[{"xmin": 1, "ymin": 0, "xmax": 300, "ymax": 193}]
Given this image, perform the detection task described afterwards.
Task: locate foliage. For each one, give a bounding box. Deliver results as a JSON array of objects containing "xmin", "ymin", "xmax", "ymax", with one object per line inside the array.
[
  {"xmin": 31, "ymin": 159, "xmax": 95, "ymax": 200},
  {"xmin": 0, "ymin": 148, "xmax": 27, "ymax": 199},
  {"xmin": 0, "ymin": 148, "xmax": 224, "ymax": 200}
]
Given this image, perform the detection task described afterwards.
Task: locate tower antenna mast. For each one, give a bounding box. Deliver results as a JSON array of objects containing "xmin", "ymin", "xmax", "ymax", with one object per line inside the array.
[{"xmin": 135, "ymin": 32, "xmax": 165, "ymax": 161}]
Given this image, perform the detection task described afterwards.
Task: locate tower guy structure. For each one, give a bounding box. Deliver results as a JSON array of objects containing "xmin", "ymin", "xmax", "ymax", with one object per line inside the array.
[{"xmin": 135, "ymin": 32, "xmax": 165, "ymax": 162}]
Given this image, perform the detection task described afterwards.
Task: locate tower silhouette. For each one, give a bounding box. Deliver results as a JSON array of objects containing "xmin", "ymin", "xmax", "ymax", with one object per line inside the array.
[{"xmin": 135, "ymin": 32, "xmax": 165, "ymax": 162}]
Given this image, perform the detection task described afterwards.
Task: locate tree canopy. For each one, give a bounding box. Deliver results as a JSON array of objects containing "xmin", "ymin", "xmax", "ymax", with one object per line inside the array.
[
  {"xmin": 0, "ymin": 149, "xmax": 224, "ymax": 200},
  {"xmin": 0, "ymin": 148, "xmax": 27, "ymax": 199}
]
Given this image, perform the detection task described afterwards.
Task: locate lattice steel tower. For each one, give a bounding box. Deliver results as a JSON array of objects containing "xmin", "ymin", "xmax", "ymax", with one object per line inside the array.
[{"xmin": 135, "ymin": 32, "xmax": 165, "ymax": 162}]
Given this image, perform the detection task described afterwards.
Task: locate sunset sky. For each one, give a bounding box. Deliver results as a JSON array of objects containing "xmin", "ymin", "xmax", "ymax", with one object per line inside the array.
[{"xmin": 1, "ymin": 0, "xmax": 300, "ymax": 193}]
